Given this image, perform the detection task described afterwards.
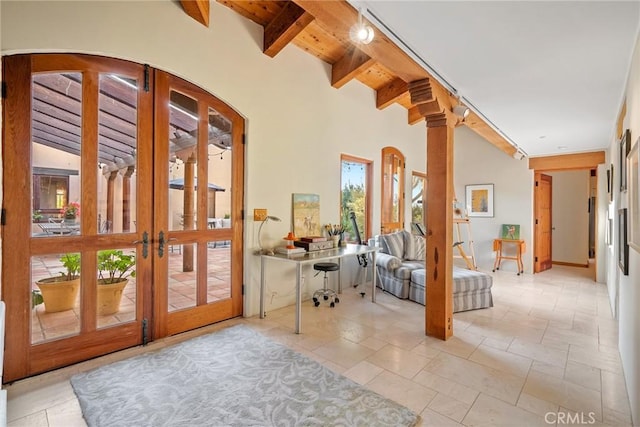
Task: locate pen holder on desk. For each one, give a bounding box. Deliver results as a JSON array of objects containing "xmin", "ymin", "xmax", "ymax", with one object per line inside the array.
[{"xmin": 330, "ymin": 235, "xmax": 340, "ymax": 248}]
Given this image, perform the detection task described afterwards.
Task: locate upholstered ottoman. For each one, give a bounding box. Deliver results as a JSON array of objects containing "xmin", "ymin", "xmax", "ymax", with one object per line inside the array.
[{"xmin": 409, "ymin": 267, "xmax": 494, "ymax": 312}]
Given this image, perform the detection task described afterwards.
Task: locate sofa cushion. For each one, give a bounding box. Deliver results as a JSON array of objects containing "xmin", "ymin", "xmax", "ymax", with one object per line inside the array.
[
  {"xmin": 394, "ymin": 261, "xmax": 424, "ymax": 280},
  {"xmin": 379, "ymin": 230, "xmax": 406, "ymax": 258},
  {"xmin": 375, "ymin": 253, "xmax": 402, "ymax": 270},
  {"xmin": 404, "ymin": 234, "xmax": 426, "ymax": 261},
  {"xmin": 411, "ymin": 267, "xmax": 493, "ymax": 293}
]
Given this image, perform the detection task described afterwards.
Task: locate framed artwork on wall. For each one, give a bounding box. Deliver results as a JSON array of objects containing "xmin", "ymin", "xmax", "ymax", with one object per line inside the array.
[
  {"xmin": 609, "ymin": 164, "xmax": 614, "ymax": 202},
  {"xmin": 628, "ymin": 138, "xmax": 640, "ymax": 252},
  {"xmin": 618, "ymin": 208, "xmax": 629, "ymax": 275},
  {"xmin": 292, "ymin": 193, "xmax": 321, "ymax": 237},
  {"xmin": 620, "ymin": 129, "xmax": 631, "ymax": 192},
  {"xmin": 465, "ymin": 184, "xmax": 494, "ymax": 217}
]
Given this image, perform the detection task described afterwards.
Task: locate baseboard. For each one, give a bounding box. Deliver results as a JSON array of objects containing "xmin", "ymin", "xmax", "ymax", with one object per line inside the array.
[{"xmin": 552, "ymin": 261, "xmax": 589, "ymax": 268}]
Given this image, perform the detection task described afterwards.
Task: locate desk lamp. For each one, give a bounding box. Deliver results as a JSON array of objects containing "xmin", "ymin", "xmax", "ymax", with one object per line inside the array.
[{"xmin": 258, "ymin": 215, "xmax": 281, "ymax": 254}]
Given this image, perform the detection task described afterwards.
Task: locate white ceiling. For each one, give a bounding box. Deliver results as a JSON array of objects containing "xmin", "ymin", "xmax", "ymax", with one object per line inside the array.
[{"xmin": 355, "ymin": 1, "xmax": 640, "ymax": 157}]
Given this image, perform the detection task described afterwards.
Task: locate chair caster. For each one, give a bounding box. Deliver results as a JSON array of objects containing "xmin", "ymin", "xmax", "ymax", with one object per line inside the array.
[
  {"xmin": 323, "ymin": 295, "xmax": 329, "ymax": 300},
  {"xmin": 330, "ymin": 302, "xmax": 335, "ymax": 308},
  {"xmin": 360, "ymin": 293, "xmax": 365, "ymax": 298},
  {"xmin": 314, "ymin": 300, "xmax": 320, "ymax": 307},
  {"xmin": 334, "ymin": 297, "xmax": 339, "ymax": 303}
]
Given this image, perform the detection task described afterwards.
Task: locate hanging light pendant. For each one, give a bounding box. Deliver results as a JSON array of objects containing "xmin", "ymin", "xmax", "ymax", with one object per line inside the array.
[{"xmin": 349, "ymin": 9, "xmax": 374, "ymax": 45}]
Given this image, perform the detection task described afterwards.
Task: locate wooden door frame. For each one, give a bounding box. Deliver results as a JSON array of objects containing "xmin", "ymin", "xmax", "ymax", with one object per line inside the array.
[
  {"xmin": 530, "ymin": 151, "xmax": 605, "ymax": 275},
  {"xmin": 381, "ymin": 146, "xmax": 405, "ymax": 233}
]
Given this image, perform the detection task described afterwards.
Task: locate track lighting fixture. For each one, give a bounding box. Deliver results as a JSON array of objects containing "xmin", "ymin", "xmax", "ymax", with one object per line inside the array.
[
  {"xmin": 349, "ymin": 9, "xmax": 374, "ymax": 45},
  {"xmin": 453, "ymin": 105, "xmax": 470, "ymax": 119}
]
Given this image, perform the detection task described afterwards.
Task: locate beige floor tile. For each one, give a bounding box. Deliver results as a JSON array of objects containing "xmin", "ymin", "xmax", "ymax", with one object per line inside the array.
[
  {"xmin": 427, "ymin": 392, "xmax": 471, "ymax": 422},
  {"xmin": 481, "ymin": 336, "xmax": 513, "ymax": 351},
  {"xmin": 602, "ymin": 406, "xmax": 633, "ymax": 426},
  {"xmin": 530, "ymin": 360, "xmax": 565, "ymax": 378},
  {"xmin": 371, "ymin": 323, "xmax": 427, "ymax": 351},
  {"xmin": 366, "ymin": 370, "xmax": 436, "ymax": 414},
  {"xmin": 424, "ymin": 352, "xmax": 526, "ymax": 405},
  {"xmin": 601, "ymin": 370, "xmax": 631, "ymax": 416},
  {"xmin": 342, "ymin": 360, "xmax": 383, "ymax": 385},
  {"xmin": 423, "ymin": 329, "xmax": 484, "ymax": 359},
  {"xmin": 413, "ymin": 370, "xmax": 479, "ymax": 405},
  {"xmin": 366, "ymin": 344, "xmax": 429, "ymax": 379},
  {"xmin": 462, "ymin": 393, "xmax": 547, "ymax": 427},
  {"xmin": 417, "ymin": 407, "xmax": 462, "ymax": 426},
  {"xmin": 522, "ymin": 370, "xmax": 602, "ymax": 420},
  {"xmin": 358, "ymin": 336, "xmax": 387, "ymax": 351},
  {"xmin": 508, "ymin": 338, "xmax": 568, "ymax": 368},
  {"xmin": 7, "ymin": 411, "xmax": 49, "ymax": 427},
  {"xmin": 568, "ymin": 344, "xmax": 623, "ymax": 375},
  {"xmin": 468, "ymin": 344, "xmax": 532, "ymax": 377},
  {"xmin": 563, "ymin": 360, "xmax": 601, "ymax": 391},
  {"xmin": 7, "ymin": 381, "xmax": 75, "ymax": 423},
  {"xmin": 46, "ymin": 398, "xmax": 86, "ymax": 427},
  {"xmin": 544, "ymin": 327, "xmax": 599, "ymax": 348},
  {"xmin": 516, "ymin": 392, "xmax": 559, "ymax": 418},
  {"xmin": 312, "ymin": 337, "xmax": 375, "ymax": 369}
]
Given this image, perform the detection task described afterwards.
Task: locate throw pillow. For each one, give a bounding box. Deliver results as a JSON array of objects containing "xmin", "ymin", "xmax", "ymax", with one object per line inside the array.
[
  {"xmin": 405, "ymin": 233, "xmax": 426, "ymax": 261},
  {"xmin": 379, "ymin": 230, "xmax": 405, "ymax": 259}
]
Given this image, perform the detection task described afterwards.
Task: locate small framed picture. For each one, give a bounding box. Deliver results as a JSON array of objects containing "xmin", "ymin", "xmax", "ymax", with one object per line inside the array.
[
  {"xmin": 501, "ymin": 224, "xmax": 520, "ymax": 240},
  {"xmin": 620, "ymin": 129, "xmax": 630, "ymax": 192},
  {"xmin": 618, "ymin": 208, "xmax": 629, "ymax": 275},
  {"xmin": 466, "ymin": 184, "xmax": 494, "ymax": 217}
]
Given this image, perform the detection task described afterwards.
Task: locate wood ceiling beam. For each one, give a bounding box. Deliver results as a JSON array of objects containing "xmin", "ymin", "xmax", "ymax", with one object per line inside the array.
[
  {"xmin": 263, "ymin": 2, "xmax": 314, "ymax": 58},
  {"xmin": 463, "ymin": 111, "xmax": 517, "ymax": 157},
  {"xmin": 180, "ymin": 0, "xmax": 210, "ymax": 27},
  {"xmin": 331, "ymin": 47, "xmax": 376, "ymax": 89},
  {"xmin": 528, "ymin": 151, "xmax": 605, "ymax": 171},
  {"xmin": 408, "ymin": 106, "xmax": 424, "ymax": 125},
  {"xmin": 376, "ymin": 77, "xmax": 408, "ymax": 110}
]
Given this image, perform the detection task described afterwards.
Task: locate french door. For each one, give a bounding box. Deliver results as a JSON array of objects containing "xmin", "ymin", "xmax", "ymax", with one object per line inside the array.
[{"xmin": 1, "ymin": 54, "xmax": 244, "ymax": 382}]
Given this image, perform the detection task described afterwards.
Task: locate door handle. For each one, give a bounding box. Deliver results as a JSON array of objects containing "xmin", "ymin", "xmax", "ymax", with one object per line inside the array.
[
  {"xmin": 157, "ymin": 231, "xmax": 177, "ymax": 258},
  {"xmin": 132, "ymin": 231, "xmax": 149, "ymax": 259}
]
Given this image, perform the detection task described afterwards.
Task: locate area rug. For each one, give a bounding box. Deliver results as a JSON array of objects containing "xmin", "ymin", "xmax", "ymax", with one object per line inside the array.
[{"xmin": 71, "ymin": 324, "xmax": 419, "ymax": 427}]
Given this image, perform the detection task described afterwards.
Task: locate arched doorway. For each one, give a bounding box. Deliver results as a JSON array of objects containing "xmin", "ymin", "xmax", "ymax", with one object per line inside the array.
[{"xmin": 2, "ymin": 53, "xmax": 245, "ymax": 382}]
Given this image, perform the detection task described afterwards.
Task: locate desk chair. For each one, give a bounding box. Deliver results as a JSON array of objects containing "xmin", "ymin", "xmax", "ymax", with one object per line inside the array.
[{"xmin": 312, "ymin": 262, "xmax": 340, "ymax": 308}]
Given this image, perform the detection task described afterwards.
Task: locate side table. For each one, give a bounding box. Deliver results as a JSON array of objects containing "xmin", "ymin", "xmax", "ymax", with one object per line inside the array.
[{"xmin": 492, "ymin": 238, "xmax": 525, "ymax": 275}]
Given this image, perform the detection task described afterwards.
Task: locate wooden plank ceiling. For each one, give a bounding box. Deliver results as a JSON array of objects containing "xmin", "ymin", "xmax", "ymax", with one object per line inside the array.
[{"xmin": 214, "ymin": 0, "xmax": 517, "ymax": 156}]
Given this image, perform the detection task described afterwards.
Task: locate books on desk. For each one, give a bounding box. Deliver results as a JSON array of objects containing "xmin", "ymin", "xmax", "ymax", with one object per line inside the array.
[
  {"xmin": 275, "ymin": 246, "xmax": 306, "ymax": 255},
  {"xmin": 299, "ymin": 236, "xmax": 327, "ymax": 242}
]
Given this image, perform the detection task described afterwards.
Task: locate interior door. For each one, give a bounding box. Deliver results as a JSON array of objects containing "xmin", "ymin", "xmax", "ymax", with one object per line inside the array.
[
  {"xmin": 2, "ymin": 54, "xmax": 153, "ymax": 382},
  {"xmin": 381, "ymin": 146, "xmax": 405, "ymax": 233},
  {"xmin": 152, "ymin": 70, "xmax": 244, "ymax": 338},
  {"xmin": 534, "ymin": 173, "xmax": 553, "ymax": 272}
]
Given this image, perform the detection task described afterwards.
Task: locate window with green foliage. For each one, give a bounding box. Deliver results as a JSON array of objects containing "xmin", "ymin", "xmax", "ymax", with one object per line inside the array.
[
  {"xmin": 412, "ymin": 171, "xmax": 426, "ymax": 226},
  {"xmin": 340, "ymin": 155, "xmax": 372, "ymax": 242}
]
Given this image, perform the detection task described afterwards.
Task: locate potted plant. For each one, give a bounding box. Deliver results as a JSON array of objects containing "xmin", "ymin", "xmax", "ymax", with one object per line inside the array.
[
  {"xmin": 35, "ymin": 253, "xmax": 81, "ymax": 313},
  {"xmin": 97, "ymin": 249, "xmax": 135, "ymax": 315},
  {"xmin": 60, "ymin": 202, "xmax": 80, "ymax": 224}
]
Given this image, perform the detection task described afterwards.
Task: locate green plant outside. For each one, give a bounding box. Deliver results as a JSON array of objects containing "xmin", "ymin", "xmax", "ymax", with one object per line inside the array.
[
  {"xmin": 98, "ymin": 249, "xmax": 136, "ymax": 284},
  {"xmin": 60, "ymin": 253, "xmax": 81, "ymax": 280}
]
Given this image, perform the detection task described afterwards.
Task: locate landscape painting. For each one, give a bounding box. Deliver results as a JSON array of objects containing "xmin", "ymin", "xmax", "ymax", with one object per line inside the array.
[{"xmin": 292, "ymin": 193, "xmax": 321, "ymax": 237}]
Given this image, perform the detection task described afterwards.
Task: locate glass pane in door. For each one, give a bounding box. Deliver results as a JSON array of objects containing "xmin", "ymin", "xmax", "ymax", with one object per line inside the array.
[
  {"xmin": 168, "ymin": 91, "xmax": 199, "ymax": 232},
  {"xmin": 31, "ymin": 72, "xmax": 83, "ymax": 237},
  {"xmin": 207, "ymin": 242, "xmax": 231, "ymax": 303},
  {"xmin": 31, "ymin": 253, "xmax": 81, "ymax": 344},
  {"xmin": 168, "ymin": 243, "xmax": 197, "ymax": 311},
  {"xmin": 96, "ymin": 247, "xmax": 138, "ymax": 329},
  {"xmin": 98, "ymin": 74, "xmax": 138, "ymax": 234}
]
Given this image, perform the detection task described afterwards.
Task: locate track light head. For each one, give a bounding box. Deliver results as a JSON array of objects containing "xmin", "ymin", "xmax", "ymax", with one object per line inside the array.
[
  {"xmin": 350, "ymin": 9, "xmax": 374, "ymax": 44},
  {"xmin": 453, "ymin": 105, "xmax": 470, "ymax": 119}
]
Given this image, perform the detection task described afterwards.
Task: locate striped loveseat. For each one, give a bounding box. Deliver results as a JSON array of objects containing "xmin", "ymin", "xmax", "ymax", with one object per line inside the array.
[{"xmin": 371, "ymin": 231, "xmax": 493, "ymax": 312}]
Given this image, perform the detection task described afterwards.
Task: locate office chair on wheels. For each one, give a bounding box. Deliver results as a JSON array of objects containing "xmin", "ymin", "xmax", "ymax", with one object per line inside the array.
[{"xmin": 312, "ymin": 262, "xmax": 340, "ymax": 307}]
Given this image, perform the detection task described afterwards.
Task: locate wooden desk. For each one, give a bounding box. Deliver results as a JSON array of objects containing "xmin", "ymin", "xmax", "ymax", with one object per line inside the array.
[{"xmin": 492, "ymin": 239, "xmax": 525, "ymax": 275}]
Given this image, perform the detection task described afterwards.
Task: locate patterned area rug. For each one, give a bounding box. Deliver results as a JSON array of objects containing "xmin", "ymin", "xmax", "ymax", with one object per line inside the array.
[{"xmin": 71, "ymin": 325, "xmax": 419, "ymax": 427}]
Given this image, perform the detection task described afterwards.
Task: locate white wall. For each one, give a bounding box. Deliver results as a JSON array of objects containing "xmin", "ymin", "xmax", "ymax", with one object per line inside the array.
[
  {"xmin": 0, "ymin": 1, "xmax": 426, "ymax": 315},
  {"xmin": 615, "ymin": 26, "xmax": 640, "ymax": 425},
  {"xmin": 454, "ymin": 126, "xmax": 533, "ymax": 272},
  {"xmin": 548, "ymin": 170, "xmax": 590, "ymax": 265}
]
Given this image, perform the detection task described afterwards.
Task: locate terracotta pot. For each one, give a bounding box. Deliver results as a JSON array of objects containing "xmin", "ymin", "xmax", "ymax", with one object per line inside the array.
[
  {"xmin": 36, "ymin": 277, "xmax": 80, "ymax": 313},
  {"xmin": 97, "ymin": 279, "xmax": 128, "ymax": 316}
]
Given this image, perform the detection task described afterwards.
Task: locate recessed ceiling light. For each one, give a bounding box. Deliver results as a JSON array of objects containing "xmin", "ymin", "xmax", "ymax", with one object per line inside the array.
[
  {"xmin": 539, "ymin": 135, "xmax": 546, "ymax": 139},
  {"xmin": 557, "ymin": 145, "xmax": 569, "ymax": 150}
]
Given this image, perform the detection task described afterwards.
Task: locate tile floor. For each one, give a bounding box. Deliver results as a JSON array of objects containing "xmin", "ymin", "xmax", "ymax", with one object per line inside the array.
[{"xmin": 5, "ymin": 263, "xmax": 634, "ymax": 426}]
